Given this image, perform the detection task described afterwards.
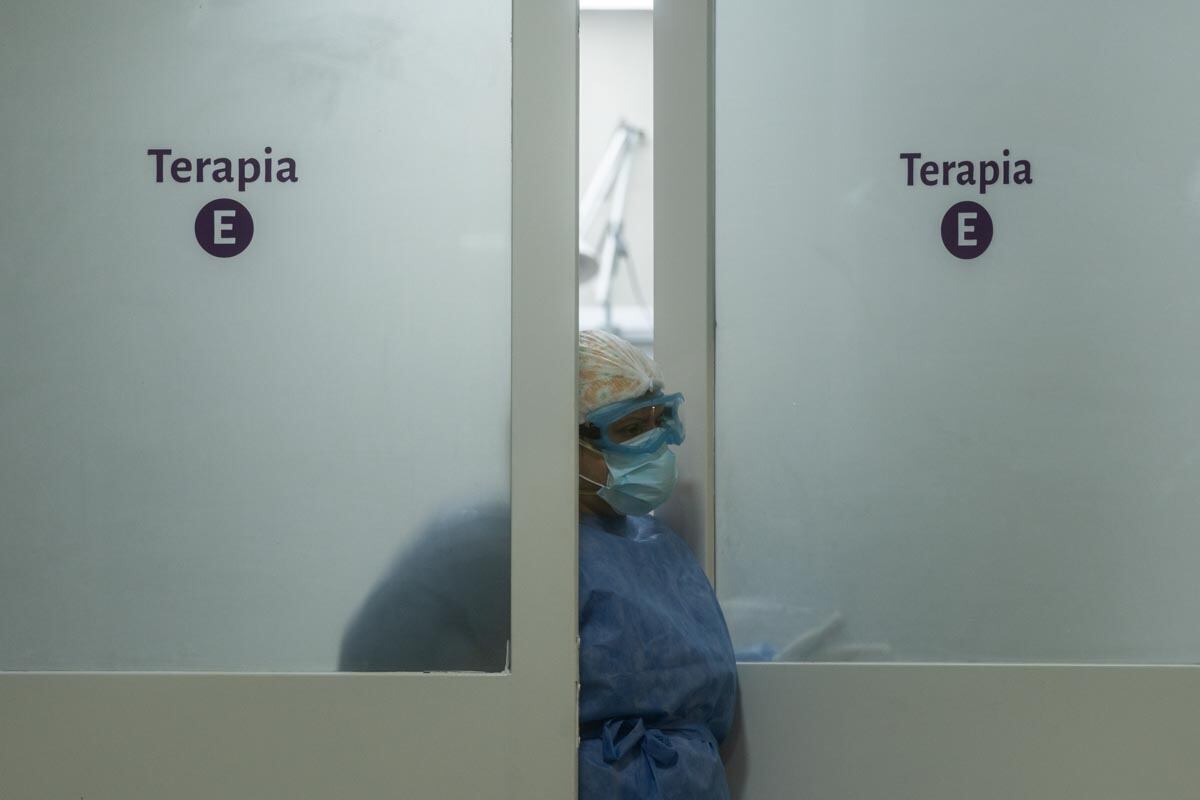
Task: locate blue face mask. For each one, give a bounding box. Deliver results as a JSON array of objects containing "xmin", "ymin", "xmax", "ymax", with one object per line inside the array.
[{"xmin": 581, "ymin": 431, "xmax": 678, "ymax": 516}]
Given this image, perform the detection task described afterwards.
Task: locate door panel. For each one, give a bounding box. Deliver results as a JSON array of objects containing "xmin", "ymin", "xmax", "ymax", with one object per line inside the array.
[
  {"xmin": 0, "ymin": 0, "xmax": 577, "ymax": 796},
  {"xmin": 714, "ymin": 0, "xmax": 1200, "ymax": 666},
  {"xmin": 654, "ymin": 2, "xmax": 1200, "ymax": 798},
  {"xmin": 724, "ymin": 665, "xmax": 1200, "ymax": 800},
  {"xmin": 1, "ymin": 0, "xmax": 512, "ymax": 674}
]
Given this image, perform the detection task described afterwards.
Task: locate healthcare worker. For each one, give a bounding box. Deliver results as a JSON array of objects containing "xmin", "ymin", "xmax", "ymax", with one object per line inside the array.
[
  {"xmin": 339, "ymin": 331, "xmax": 738, "ymax": 796},
  {"xmin": 576, "ymin": 330, "xmax": 738, "ymax": 800}
]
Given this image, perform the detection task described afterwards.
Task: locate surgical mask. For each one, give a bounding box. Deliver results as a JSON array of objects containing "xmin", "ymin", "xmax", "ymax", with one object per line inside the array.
[{"xmin": 580, "ymin": 431, "xmax": 678, "ymax": 516}]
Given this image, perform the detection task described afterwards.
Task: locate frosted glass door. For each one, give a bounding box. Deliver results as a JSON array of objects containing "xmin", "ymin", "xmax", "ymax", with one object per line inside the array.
[
  {"xmin": 714, "ymin": 0, "xmax": 1200, "ymax": 663},
  {"xmin": 1, "ymin": 1, "xmax": 512, "ymax": 671}
]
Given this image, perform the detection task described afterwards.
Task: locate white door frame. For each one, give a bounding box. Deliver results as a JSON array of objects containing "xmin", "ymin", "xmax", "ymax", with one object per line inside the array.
[
  {"xmin": 0, "ymin": 2, "xmax": 579, "ymax": 798},
  {"xmin": 655, "ymin": 0, "xmax": 717, "ymax": 575},
  {"xmin": 654, "ymin": 3, "xmax": 1200, "ymax": 798}
]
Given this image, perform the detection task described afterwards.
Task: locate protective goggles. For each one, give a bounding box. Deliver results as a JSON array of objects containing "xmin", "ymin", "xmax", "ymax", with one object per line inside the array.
[{"xmin": 580, "ymin": 392, "xmax": 685, "ymax": 455}]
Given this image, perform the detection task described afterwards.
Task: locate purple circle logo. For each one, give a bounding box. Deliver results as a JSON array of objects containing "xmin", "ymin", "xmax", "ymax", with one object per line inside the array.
[
  {"xmin": 940, "ymin": 201, "xmax": 993, "ymax": 260},
  {"xmin": 195, "ymin": 198, "xmax": 254, "ymax": 258}
]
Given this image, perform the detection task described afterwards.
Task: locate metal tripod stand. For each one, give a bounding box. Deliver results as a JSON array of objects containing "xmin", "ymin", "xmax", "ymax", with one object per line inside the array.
[{"xmin": 579, "ymin": 121, "xmax": 649, "ymax": 333}]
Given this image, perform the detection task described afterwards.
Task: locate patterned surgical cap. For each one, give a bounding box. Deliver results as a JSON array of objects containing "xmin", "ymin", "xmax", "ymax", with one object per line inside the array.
[{"xmin": 578, "ymin": 330, "xmax": 664, "ymax": 424}]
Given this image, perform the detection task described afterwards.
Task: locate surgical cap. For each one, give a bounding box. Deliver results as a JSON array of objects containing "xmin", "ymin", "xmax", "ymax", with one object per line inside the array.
[{"xmin": 578, "ymin": 330, "xmax": 664, "ymax": 423}]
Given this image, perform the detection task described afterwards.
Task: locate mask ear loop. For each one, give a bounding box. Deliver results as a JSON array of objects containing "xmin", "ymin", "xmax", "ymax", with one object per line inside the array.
[
  {"xmin": 579, "ymin": 474, "xmax": 605, "ymax": 492},
  {"xmin": 578, "ymin": 438, "xmax": 609, "ymax": 493}
]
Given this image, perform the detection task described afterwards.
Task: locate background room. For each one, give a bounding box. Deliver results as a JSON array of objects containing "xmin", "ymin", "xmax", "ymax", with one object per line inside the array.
[{"xmin": 579, "ymin": 0, "xmax": 654, "ymax": 352}]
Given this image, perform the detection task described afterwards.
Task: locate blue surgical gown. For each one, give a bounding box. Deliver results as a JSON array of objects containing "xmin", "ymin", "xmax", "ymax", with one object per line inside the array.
[{"xmin": 579, "ymin": 513, "xmax": 738, "ymax": 800}]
